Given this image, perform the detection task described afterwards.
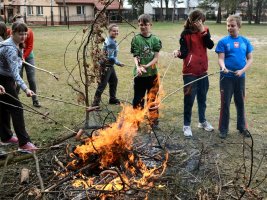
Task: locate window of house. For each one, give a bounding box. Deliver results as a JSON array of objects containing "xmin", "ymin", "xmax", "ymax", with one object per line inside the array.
[
  {"xmin": 36, "ymin": 6, "xmax": 43, "ymax": 15},
  {"xmin": 77, "ymin": 6, "xmax": 85, "ymax": 15},
  {"xmin": 27, "ymin": 6, "xmax": 34, "ymax": 15}
]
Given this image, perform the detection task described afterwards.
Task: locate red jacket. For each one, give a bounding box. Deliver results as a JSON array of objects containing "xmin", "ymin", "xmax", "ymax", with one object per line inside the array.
[
  {"xmin": 178, "ymin": 27, "xmax": 214, "ymax": 76},
  {"xmin": 6, "ymin": 27, "xmax": 34, "ymax": 59}
]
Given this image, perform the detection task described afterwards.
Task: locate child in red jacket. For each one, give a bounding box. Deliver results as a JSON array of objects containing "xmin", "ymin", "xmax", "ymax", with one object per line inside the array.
[
  {"xmin": 8, "ymin": 14, "xmax": 41, "ymax": 107},
  {"xmin": 173, "ymin": 10, "xmax": 214, "ymax": 137}
]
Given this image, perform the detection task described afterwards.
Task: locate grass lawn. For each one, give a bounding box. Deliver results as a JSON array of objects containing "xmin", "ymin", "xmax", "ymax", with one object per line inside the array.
[
  {"xmin": 5, "ymin": 21, "xmax": 267, "ymax": 198},
  {"xmin": 22, "ymin": 22, "xmax": 267, "ymax": 144}
]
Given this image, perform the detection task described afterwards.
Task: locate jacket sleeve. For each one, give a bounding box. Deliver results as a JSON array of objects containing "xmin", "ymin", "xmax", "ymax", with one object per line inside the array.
[
  {"xmin": 152, "ymin": 37, "xmax": 162, "ymax": 52},
  {"xmin": 178, "ymin": 33, "xmax": 188, "ymax": 59},
  {"xmin": 23, "ymin": 29, "xmax": 34, "ymax": 59},
  {"xmin": 113, "ymin": 48, "xmax": 121, "ymax": 66},
  {"xmin": 202, "ymin": 29, "xmax": 214, "ymax": 49},
  {"xmin": 130, "ymin": 36, "xmax": 139, "ymax": 57},
  {"xmin": 5, "ymin": 47, "xmax": 27, "ymax": 91}
]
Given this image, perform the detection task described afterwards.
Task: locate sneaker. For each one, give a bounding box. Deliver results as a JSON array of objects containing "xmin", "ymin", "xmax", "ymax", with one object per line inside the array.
[
  {"xmin": 219, "ymin": 132, "xmax": 227, "ymax": 139},
  {"xmin": 198, "ymin": 121, "xmax": 214, "ymax": 132},
  {"xmin": 109, "ymin": 98, "xmax": 120, "ymax": 105},
  {"xmin": 33, "ymin": 100, "xmax": 41, "ymax": 108},
  {"xmin": 183, "ymin": 126, "xmax": 192, "ymax": 137},
  {"xmin": 1, "ymin": 136, "xmax": 19, "ymax": 145},
  {"xmin": 18, "ymin": 142, "xmax": 38, "ymax": 153},
  {"xmin": 239, "ymin": 129, "xmax": 251, "ymax": 138}
]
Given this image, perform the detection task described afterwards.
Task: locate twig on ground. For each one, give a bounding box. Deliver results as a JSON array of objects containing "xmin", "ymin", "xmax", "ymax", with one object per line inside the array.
[
  {"xmin": 33, "ymin": 152, "xmax": 45, "ymax": 199},
  {"xmin": 215, "ymin": 158, "xmax": 222, "ymax": 200},
  {"xmin": 0, "ymin": 154, "xmax": 10, "ymax": 185}
]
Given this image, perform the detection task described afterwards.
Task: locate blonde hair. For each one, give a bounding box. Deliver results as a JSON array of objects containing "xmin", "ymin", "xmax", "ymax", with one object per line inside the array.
[
  {"xmin": 108, "ymin": 24, "xmax": 118, "ymax": 32},
  {"xmin": 227, "ymin": 15, "xmax": 242, "ymax": 28}
]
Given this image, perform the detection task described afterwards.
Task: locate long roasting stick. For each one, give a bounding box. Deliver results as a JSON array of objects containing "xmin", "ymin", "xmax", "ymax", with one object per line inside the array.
[
  {"xmin": 36, "ymin": 94, "xmax": 100, "ymax": 112},
  {"xmin": 23, "ymin": 60, "xmax": 59, "ymax": 80}
]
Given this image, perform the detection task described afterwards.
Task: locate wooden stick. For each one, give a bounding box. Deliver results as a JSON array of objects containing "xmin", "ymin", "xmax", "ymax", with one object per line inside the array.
[
  {"xmin": 44, "ymin": 163, "xmax": 96, "ymax": 192},
  {"xmin": 36, "ymin": 94, "xmax": 100, "ymax": 111},
  {"xmin": 33, "ymin": 152, "xmax": 45, "ymax": 199},
  {"xmin": 23, "ymin": 61, "xmax": 59, "ymax": 80},
  {"xmin": 54, "ymin": 155, "xmax": 66, "ymax": 170},
  {"xmin": 0, "ymin": 154, "xmax": 10, "ymax": 185}
]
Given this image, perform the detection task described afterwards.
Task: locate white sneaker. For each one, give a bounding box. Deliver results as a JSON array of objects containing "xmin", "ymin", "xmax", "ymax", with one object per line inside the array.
[
  {"xmin": 183, "ymin": 126, "xmax": 192, "ymax": 137},
  {"xmin": 198, "ymin": 121, "xmax": 214, "ymax": 132}
]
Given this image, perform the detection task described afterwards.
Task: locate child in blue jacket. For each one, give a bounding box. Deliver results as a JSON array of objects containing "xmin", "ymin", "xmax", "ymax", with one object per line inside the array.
[{"xmin": 215, "ymin": 15, "xmax": 253, "ymax": 139}]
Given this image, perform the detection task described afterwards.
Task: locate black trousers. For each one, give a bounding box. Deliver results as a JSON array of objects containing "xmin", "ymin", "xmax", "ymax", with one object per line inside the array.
[
  {"xmin": 219, "ymin": 76, "xmax": 247, "ymax": 133},
  {"xmin": 93, "ymin": 65, "xmax": 118, "ymax": 103},
  {"xmin": 133, "ymin": 75, "xmax": 159, "ymax": 124},
  {"xmin": 0, "ymin": 75, "xmax": 31, "ymax": 146}
]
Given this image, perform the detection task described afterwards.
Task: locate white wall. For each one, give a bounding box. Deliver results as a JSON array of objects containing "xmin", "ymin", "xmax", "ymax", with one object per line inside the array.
[{"xmin": 144, "ymin": 3, "xmax": 155, "ymax": 15}]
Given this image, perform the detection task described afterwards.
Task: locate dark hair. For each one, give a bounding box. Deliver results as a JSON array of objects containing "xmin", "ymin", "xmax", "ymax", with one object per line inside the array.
[
  {"xmin": 138, "ymin": 14, "xmax": 152, "ymax": 24},
  {"xmin": 108, "ymin": 23, "xmax": 118, "ymax": 32},
  {"xmin": 184, "ymin": 10, "xmax": 206, "ymax": 31},
  {"xmin": 0, "ymin": 22, "xmax": 7, "ymax": 40},
  {"xmin": 12, "ymin": 14, "xmax": 23, "ymax": 23},
  {"xmin": 12, "ymin": 22, "xmax": 28, "ymax": 33}
]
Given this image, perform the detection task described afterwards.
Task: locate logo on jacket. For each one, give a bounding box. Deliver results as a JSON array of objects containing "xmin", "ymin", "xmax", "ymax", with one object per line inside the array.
[
  {"xmin": 234, "ymin": 42, "xmax": 239, "ymax": 48},
  {"xmin": 141, "ymin": 45, "xmax": 153, "ymax": 58}
]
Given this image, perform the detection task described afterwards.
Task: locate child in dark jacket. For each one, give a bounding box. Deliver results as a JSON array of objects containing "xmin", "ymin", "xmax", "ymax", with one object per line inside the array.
[{"xmin": 173, "ymin": 10, "xmax": 214, "ymax": 137}]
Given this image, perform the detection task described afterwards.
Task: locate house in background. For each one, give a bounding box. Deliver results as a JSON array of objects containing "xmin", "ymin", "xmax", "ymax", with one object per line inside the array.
[
  {"xmin": 144, "ymin": 0, "xmax": 203, "ymax": 21},
  {"xmin": 1, "ymin": 0, "xmax": 124, "ymax": 25}
]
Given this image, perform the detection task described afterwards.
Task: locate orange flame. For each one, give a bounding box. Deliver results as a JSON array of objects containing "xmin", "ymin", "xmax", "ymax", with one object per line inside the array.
[
  {"xmin": 69, "ymin": 74, "xmax": 168, "ymax": 195},
  {"xmin": 70, "ymin": 105, "xmax": 146, "ymax": 169}
]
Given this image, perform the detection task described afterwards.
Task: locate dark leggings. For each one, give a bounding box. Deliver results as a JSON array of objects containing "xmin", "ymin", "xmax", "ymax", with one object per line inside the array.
[
  {"xmin": 0, "ymin": 75, "xmax": 31, "ymax": 146},
  {"xmin": 133, "ymin": 74, "xmax": 159, "ymax": 124},
  {"xmin": 219, "ymin": 76, "xmax": 247, "ymax": 133},
  {"xmin": 93, "ymin": 65, "xmax": 118, "ymax": 102}
]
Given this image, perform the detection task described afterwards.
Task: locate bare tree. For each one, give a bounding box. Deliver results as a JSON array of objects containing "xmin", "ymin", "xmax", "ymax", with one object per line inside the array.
[
  {"xmin": 165, "ymin": 0, "xmax": 169, "ymax": 20},
  {"xmin": 160, "ymin": 0, "xmax": 164, "ymax": 21},
  {"xmin": 216, "ymin": 0, "xmax": 222, "ymax": 23},
  {"xmin": 63, "ymin": 0, "xmax": 67, "ymax": 25},
  {"xmin": 254, "ymin": 0, "xmax": 264, "ymax": 24},
  {"xmin": 247, "ymin": 0, "xmax": 253, "ymax": 24},
  {"xmin": 172, "ymin": 0, "xmax": 177, "ymax": 22}
]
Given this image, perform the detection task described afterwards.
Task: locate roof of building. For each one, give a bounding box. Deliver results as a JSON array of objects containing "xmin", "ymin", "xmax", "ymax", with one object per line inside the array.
[{"xmin": 55, "ymin": 0, "xmax": 122, "ymax": 10}]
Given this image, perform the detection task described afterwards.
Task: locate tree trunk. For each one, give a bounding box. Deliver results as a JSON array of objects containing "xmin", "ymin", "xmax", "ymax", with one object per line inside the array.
[
  {"xmin": 63, "ymin": 0, "xmax": 67, "ymax": 25},
  {"xmin": 254, "ymin": 0, "xmax": 262, "ymax": 24},
  {"xmin": 165, "ymin": 0, "xmax": 169, "ymax": 20},
  {"xmin": 247, "ymin": 0, "xmax": 253, "ymax": 24},
  {"xmin": 172, "ymin": 0, "xmax": 176, "ymax": 22},
  {"xmin": 160, "ymin": 0, "xmax": 163, "ymax": 21},
  {"xmin": 216, "ymin": 2, "xmax": 222, "ymax": 24}
]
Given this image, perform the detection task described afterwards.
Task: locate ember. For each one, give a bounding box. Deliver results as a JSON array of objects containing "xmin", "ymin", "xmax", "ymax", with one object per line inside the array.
[{"xmin": 63, "ymin": 104, "xmax": 168, "ymax": 199}]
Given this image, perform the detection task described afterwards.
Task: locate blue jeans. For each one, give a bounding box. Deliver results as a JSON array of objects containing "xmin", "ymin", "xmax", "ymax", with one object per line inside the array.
[
  {"xmin": 183, "ymin": 75, "xmax": 209, "ymax": 126},
  {"xmin": 219, "ymin": 76, "xmax": 247, "ymax": 133}
]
